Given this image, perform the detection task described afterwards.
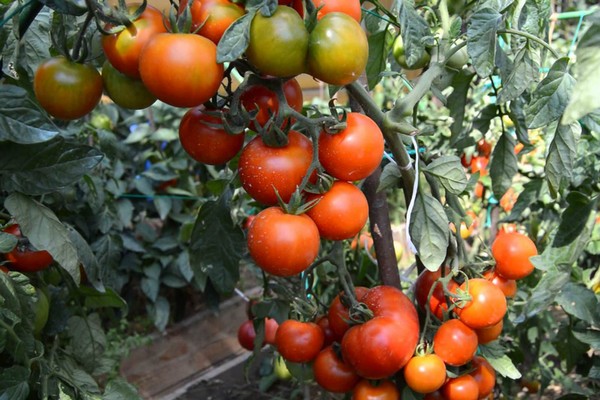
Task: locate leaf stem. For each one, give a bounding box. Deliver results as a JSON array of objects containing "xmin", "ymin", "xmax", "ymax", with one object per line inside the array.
[{"xmin": 497, "ymin": 28, "xmax": 561, "ymax": 59}]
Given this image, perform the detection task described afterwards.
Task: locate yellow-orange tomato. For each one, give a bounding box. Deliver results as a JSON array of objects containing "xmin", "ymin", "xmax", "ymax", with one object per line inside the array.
[{"xmin": 491, "ymin": 232, "xmax": 538, "ymax": 280}]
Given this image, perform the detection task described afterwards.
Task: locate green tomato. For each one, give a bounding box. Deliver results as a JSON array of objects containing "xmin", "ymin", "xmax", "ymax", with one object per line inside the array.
[
  {"xmin": 392, "ymin": 35, "xmax": 430, "ymax": 70},
  {"xmin": 34, "ymin": 288, "xmax": 49, "ymax": 337},
  {"xmin": 102, "ymin": 61, "xmax": 157, "ymax": 110},
  {"xmin": 446, "ymin": 45, "xmax": 469, "ymax": 70},
  {"xmin": 274, "ymin": 356, "xmax": 292, "ymax": 380}
]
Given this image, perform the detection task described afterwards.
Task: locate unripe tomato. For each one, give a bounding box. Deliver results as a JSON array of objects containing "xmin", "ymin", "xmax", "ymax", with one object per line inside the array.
[
  {"xmin": 33, "ymin": 288, "xmax": 49, "ymax": 337},
  {"xmin": 483, "ymin": 269, "xmax": 517, "ymax": 298},
  {"xmin": 102, "ymin": 61, "xmax": 157, "ymax": 110},
  {"xmin": 275, "ymin": 320, "xmax": 324, "ymax": 363},
  {"xmin": 327, "ymin": 286, "xmax": 370, "ymax": 339},
  {"xmin": 246, "ymin": 6, "xmax": 309, "ymax": 77},
  {"xmin": 191, "ymin": 0, "xmax": 245, "ymax": 44},
  {"xmin": 475, "ymin": 319, "xmax": 503, "ymax": 345},
  {"xmin": 404, "ymin": 354, "xmax": 447, "ymax": 394},
  {"xmin": 446, "ymin": 44, "xmax": 469, "ymax": 69},
  {"xmin": 454, "ymin": 278, "xmax": 507, "ymax": 330},
  {"xmin": 433, "ymin": 319, "xmax": 478, "ymax": 367},
  {"xmin": 392, "ymin": 35, "xmax": 430, "ymax": 70},
  {"xmin": 307, "ymin": 12, "xmax": 368, "ymax": 86},
  {"xmin": 313, "ymin": 346, "xmax": 360, "ymax": 393},
  {"xmin": 441, "ymin": 375, "xmax": 480, "ymax": 400},
  {"xmin": 315, "ymin": 0, "xmax": 362, "ymax": 22},
  {"xmin": 491, "ymin": 232, "xmax": 538, "ymax": 280},
  {"xmin": 179, "ymin": 107, "xmax": 245, "ymax": 165},
  {"xmin": 352, "ymin": 379, "xmax": 400, "ymax": 400},
  {"xmin": 240, "ymin": 78, "xmax": 303, "ymax": 130},
  {"xmin": 34, "ymin": 57, "xmax": 103, "ymax": 120},
  {"xmin": 3, "ymin": 225, "xmax": 53, "ymax": 273},
  {"xmin": 247, "ymin": 207, "xmax": 320, "ymax": 277},
  {"xmin": 274, "ymin": 355, "xmax": 292, "ymax": 380},
  {"xmin": 319, "ymin": 113, "xmax": 384, "ymax": 181},
  {"xmin": 139, "ymin": 33, "xmax": 224, "ymax": 107},
  {"xmin": 470, "ymin": 356, "xmax": 496, "ymax": 398}
]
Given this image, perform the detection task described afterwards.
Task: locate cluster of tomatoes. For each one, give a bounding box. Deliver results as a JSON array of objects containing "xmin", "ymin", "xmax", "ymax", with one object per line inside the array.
[{"xmin": 1, "ymin": 224, "xmax": 54, "ymax": 273}]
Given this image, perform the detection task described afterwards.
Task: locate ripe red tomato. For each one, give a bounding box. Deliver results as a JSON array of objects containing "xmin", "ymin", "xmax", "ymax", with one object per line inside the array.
[
  {"xmin": 414, "ymin": 267, "xmax": 459, "ymax": 320},
  {"xmin": 191, "ymin": 0, "xmax": 245, "ymax": 44},
  {"xmin": 246, "ymin": 6, "xmax": 309, "ymax": 77},
  {"xmin": 247, "ymin": 207, "xmax": 320, "ymax": 277},
  {"xmin": 319, "ymin": 113, "xmax": 384, "ymax": 181},
  {"xmin": 327, "ymin": 286, "xmax": 370, "ymax": 339},
  {"xmin": 3, "ymin": 225, "xmax": 53, "ymax": 273},
  {"xmin": 483, "ymin": 269, "xmax": 517, "ymax": 298},
  {"xmin": 433, "ymin": 319, "xmax": 478, "ymax": 367},
  {"xmin": 475, "ymin": 319, "xmax": 503, "ymax": 345},
  {"xmin": 404, "ymin": 354, "xmax": 447, "ymax": 394},
  {"xmin": 179, "ymin": 107, "xmax": 245, "ymax": 165},
  {"xmin": 240, "ymin": 78, "xmax": 303, "ymax": 130},
  {"xmin": 238, "ymin": 130, "xmax": 313, "ymax": 205},
  {"xmin": 470, "ymin": 356, "xmax": 496, "ymax": 398},
  {"xmin": 305, "ymin": 181, "xmax": 369, "ymax": 240},
  {"xmin": 275, "ymin": 319, "xmax": 324, "ymax": 363},
  {"xmin": 313, "ymin": 346, "xmax": 360, "ymax": 393},
  {"xmin": 265, "ymin": 317, "xmax": 279, "ymax": 345},
  {"xmin": 102, "ymin": 61, "xmax": 156, "ymax": 110},
  {"xmin": 237, "ymin": 319, "xmax": 258, "ymax": 350},
  {"xmin": 491, "ymin": 231, "xmax": 538, "ymax": 280},
  {"xmin": 101, "ymin": 5, "xmax": 167, "ymax": 78},
  {"xmin": 454, "ymin": 278, "xmax": 507, "ymax": 330},
  {"xmin": 278, "ymin": 0, "xmax": 304, "ymax": 16},
  {"xmin": 477, "ymin": 139, "xmax": 492, "ymax": 157},
  {"xmin": 0, "ymin": 266, "xmax": 8, "ymax": 273},
  {"xmin": 307, "ymin": 12, "xmax": 368, "ymax": 86},
  {"xmin": 470, "ymin": 156, "xmax": 489, "ymax": 177},
  {"xmin": 316, "ymin": 316, "xmax": 337, "ymax": 347},
  {"xmin": 34, "ymin": 57, "xmax": 103, "ymax": 120},
  {"xmin": 352, "ymin": 379, "xmax": 400, "ymax": 400},
  {"xmin": 441, "ymin": 375, "xmax": 480, "ymax": 400},
  {"xmin": 499, "ymin": 187, "xmax": 518, "ymax": 213},
  {"xmin": 139, "ymin": 33, "xmax": 224, "ymax": 107},
  {"xmin": 315, "ymin": 0, "xmax": 362, "ymax": 22}
]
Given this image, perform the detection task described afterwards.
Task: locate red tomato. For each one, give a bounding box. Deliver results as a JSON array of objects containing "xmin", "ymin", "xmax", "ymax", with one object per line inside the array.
[
  {"xmin": 179, "ymin": 107, "xmax": 245, "ymax": 165},
  {"xmin": 305, "ymin": 181, "xmax": 369, "ymax": 240},
  {"xmin": 238, "ymin": 130, "xmax": 313, "ymax": 205},
  {"xmin": 315, "ymin": 0, "xmax": 361, "ymax": 22},
  {"xmin": 470, "ymin": 156, "xmax": 489, "ymax": 177},
  {"xmin": 278, "ymin": 0, "xmax": 304, "ymax": 16},
  {"xmin": 491, "ymin": 232, "xmax": 538, "ymax": 280},
  {"xmin": 139, "ymin": 33, "xmax": 224, "ymax": 107},
  {"xmin": 327, "ymin": 286, "xmax": 370, "ymax": 339},
  {"xmin": 404, "ymin": 354, "xmax": 447, "ymax": 394},
  {"xmin": 470, "ymin": 356, "xmax": 496, "ymax": 398},
  {"xmin": 191, "ymin": 0, "xmax": 245, "ymax": 44},
  {"xmin": 275, "ymin": 319, "xmax": 324, "ymax": 363},
  {"xmin": 441, "ymin": 375, "xmax": 480, "ymax": 400},
  {"xmin": 477, "ymin": 139, "xmax": 492, "ymax": 157},
  {"xmin": 265, "ymin": 318, "xmax": 279, "ymax": 345},
  {"xmin": 3, "ymin": 225, "xmax": 53, "ymax": 273},
  {"xmin": 313, "ymin": 346, "xmax": 360, "ymax": 393},
  {"xmin": 433, "ymin": 319, "xmax": 478, "ymax": 367},
  {"xmin": 499, "ymin": 187, "xmax": 518, "ymax": 213},
  {"xmin": 0, "ymin": 266, "xmax": 8, "ymax": 273},
  {"xmin": 316, "ymin": 316, "xmax": 337, "ymax": 347},
  {"xmin": 319, "ymin": 113, "xmax": 384, "ymax": 181},
  {"xmin": 474, "ymin": 319, "xmax": 503, "ymax": 345},
  {"xmin": 352, "ymin": 379, "xmax": 400, "ymax": 400},
  {"xmin": 240, "ymin": 78, "xmax": 303, "ymax": 130},
  {"xmin": 237, "ymin": 319, "xmax": 258, "ymax": 350},
  {"xmin": 454, "ymin": 278, "xmax": 507, "ymax": 330},
  {"xmin": 101, "ymin": 5, "xmax": 167, "ymax": 78},
  {"xmin": 483, "ymin": 269, "xmax": 517, "ymax": 298},
  {"xmin": 414, "ymin": 267, "xmax": 459, "ymax": 320},
  {"xmin": 247, "ymin": 207, "xmax": 320, "ymax": 277}
]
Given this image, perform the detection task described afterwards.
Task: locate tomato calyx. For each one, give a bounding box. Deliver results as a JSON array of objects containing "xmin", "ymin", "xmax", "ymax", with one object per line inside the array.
[{"xmin": 94, "ymin": 1, "xmax": 148, "ymax": 35}]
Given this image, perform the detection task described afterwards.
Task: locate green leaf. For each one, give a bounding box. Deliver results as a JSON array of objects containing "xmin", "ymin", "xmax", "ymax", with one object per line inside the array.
[
  {"xmin": 490, "ymin": 131, "xmax": 518, "ymax": 199},
  {"xmin": 555, "ymin": 282, "xmax": 600, "ymax": 326},
  {"xmin": 545, "ymin": 122, "xmax": 581, "ymax": 197},
  {"xmin": 0, "ymin": 231, "xmax": 18, "ymax": 253},
  {"xmin": 0, "ymin": 137, "xmax": 103, "ymax": 195},
  {"xmin": 505, "ymin": 178, "xmax": 543, "ymax": 221},
  {"xmin": 377, "ymin": 162, "xmax": 401, "ymax": 192},
  {"xmin": 563, "ymin": 12, "xmax": 600, "ymax": 124},
  {"xmin": 67, "ymin": 314, "xmax": 107, "ymax": 373},
  {"xmin": 0, "ymin": 365, "xmax": 30, "ymax": 400},
  {"xmin": 400, "ymin": 386, "xmax": 422, "ymax": 400},
  {"xmin": 79, "ymin": 287, "xmax": 128, "ymax": 311},
  {"xmin": 189, "ymin": 194, "xmax": 245, "ymax": 295},
  {"xmin": 479, "ymin": 344, "xmax": 522, "ymax": 379},
  {"xmin": 572, "ymin": 329, "xmax": 600, "ymax": 350},
  {"xmin": 4, "ymin": 193, "xmax": 80, "ymax": 282},
  {"xmin": 149, "ymin": 295, "xmax": 170, "ymax": 331},
  {"xmin": 66, "ymin": 226, "xmax": 104, "ymax": 292},
  {"xmin": 467, "ymin": 7, "xmax": 501, "ymax": 77},
  {"xmin": 216, "ymin": 11, "xmax": 255, "ymax": 63},
  {"xmin": 497, "ymin": 44, "xmax": 539, "ymax": 103},
  {"xmin": 515, "ymin": 266, "xmax": 571, "ymax": 323},
  {"xmin": 473, "ymin": 104, "xmax": 498, "ymax": 135},
  {"xmin": 553, "ymin": 192, "xmax": 597, "ymax": 247},
  {"xmin": 55, "ymin": 357, "xmax": 101, "ymax": 395},
  {"xmin": 409, "ymin": 191, "xmax": 450, "ymax": 271},
  {"xmin": 37, "ymin": 0, "xmax": 88, "ymax": 15},
  {"xmin": 397, "ymin": 1, "xmax": 430, "ymax": 69},
  {"xmin": 448, "ymin": 70, "xmax": 476, "ymax": 146},
  {"xmin": 102, "ymin": 378, "xmax": 141, "ymax": 400},
  {"xmin": 525, "ymin": 58, "xmax": 575, "ymax": 129},
  {"xmin": 366, "ymin": 29, "xmax": 393, "ymax": 90},
  {"xmin": 508, "ymin": 97, "xmax": 531, "ymax": 145},
  {"xmin": 422, "ymin": 155, "xmax": 468, "ymax": 195}
]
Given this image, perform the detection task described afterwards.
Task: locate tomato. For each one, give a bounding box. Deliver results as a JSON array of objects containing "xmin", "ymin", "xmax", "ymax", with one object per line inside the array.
[
  {"xmin": 139, "ymin": 33, "xmax": 224, "ymax": 107},
  {"xmin": 454, "ymin": 278, "xmax": 507, "ymax": 330},
  {"xmin": 424, "ymin": 391, "xmax": 445, "ymax": 400},
  {"xmin": 246, "ymin": 6, "xmax": 309, "ymax": 77},
  {"xmin": 34, "ymin": 57, "xmax": 103, "ymax": 120},
  {"xmin": 315, "ymin": 0, "xmax": 362, "ymax": 22},
  {"xmin": 316, "ymin": 316, "xmax": 337, "ymax": 347},
  {"xmin": 313, "ymin": 346, "xmax": 360, "ymax": 393},
  {"xmin": 446, "ymin": 44, "xmax": 469, "ymax": 70},
  {"xmin": 461, "ymin": 153, "xmax": 472, "ymax": 168},
  {"xmin": 319, "ymin": 113, "xmax": 384, "ymax": 181},
  {"xmin": 499, "ymin": 187, "xmax": 518, "ymax": 213},
  {"xmin": 352, "ymin": 379, "xmax": 400, "ymax": 400},
  {"xmin": 265, "ymin": 318, "xmax": 279, "ymax": 345},
  {"xmin": 474, "ymin": 181, "xmax": 485, "ymax": 199},
  {"xmin": 274, "ymin": 355, "xmax": 292, "ymax": 380},
  {"xmin": 278, "ymin": 0, "xmax": 304, "ymax": 16},
  {"xmin": 0, "ymin": 266, "xmax": 8, "ymax": 273},
  {"xmin": 350, "ymin": 232, "xmax": 375, "ymax": 255},
  {"xmin": 491, "ymin": 232, "xmax": 538, "ymax": 280},
  {"xmin": 240, "ymin": 78, "xmax": 303, "ymax": 130},
  {"xmin": 243, "ymin": 215, "xmax": 256, "ymax": 230},
  {"xmin": 433, "ymin": 319, "xmax": 478, "ymax": 367},
  {"xmin": 474, "ymin": 319, "xmax": 503, "ymax": 345},
  {"xmin": 392, "ymin": 35, "xmax": 430, "ymax": 70},
  {"xmin": 305, "ymin": 181, "xmax": 369, "ymax": 240},
  {"xmin": 101, "ymin": 5, "xmax": 167, "ymax": 78},
  {"xmin": 275, "ymin": 319, "xmax": 324, "ymax": 363},
  {"xmin": 3, "ymin": 225, "xmax": 53, "ymax": 273},
  {"xmin": 404, "ymin": 354, "xmax": 447, "ymax": 394},
  {"xmin": 237, "ymin": 319, "xmax": 259, "ymax": 350},
  {"xmin": 307, "ymin": 12, "xmax": 368, "ymax": 86},
  {"xmin": 414, "ymin": 267, "xmax": 459, "ymax": 320},
  {"xmin": 179, "ymin": 107, "xmax": 245, "ymax": 165},
  {"xmin": 477, "ymin": 139, "xmax": 492, "ymax": 157},
  {"xmin": 441, "ymin": 375, "xmax": 480, "ymax": 400},
  {"xmin": 247, "ymin": 207, "xmax": 320, "ymax": 277},
  {"xmin": 102, "ymin": 61, "xmax": 156, "ymax": 110},
  {"xmin": 483, "ymin": 270, "xmax": 517, "ymax": 298},
  {"xmin": 238, "ymin": 130, "xmax": 313, "ymax": 205},
  {"xmin": 33, "ymin": 288, "xmax": 49, "ymax": 337},
  {"xmin": 327, "ymin": 286, "xmax": 370, "ymax": 339},
  {"xmin": 191, "ymin": 0, "xmax": 245, "ymax": 44},
  {"xmin": 342, "ymin": 286, "xmax": 420, "ymax": 379},
  {"xmin": 470, "ymin": 356, "xmax": 496, "ymax": 398},
  {"xmin": 470, "ymin": 156, "xmax": 489, "ymax": 177}
]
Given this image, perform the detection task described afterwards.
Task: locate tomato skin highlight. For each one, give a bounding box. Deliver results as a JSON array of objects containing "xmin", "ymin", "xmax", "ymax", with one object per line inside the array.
[
  {"xmin": 247, "ymin": 207, "xmax": 320, "ymax": 277},
  {"xmin": 275, "ymin": 320, "xmax": 324, "ymax": 363},
  {"xmin": 352, "ymin": 379, "xmax": 400, "ymax": 400},
  {"xmin": 238, "ymin": 130, "xmax": 313, "ymax": 205},
  {"xmin": 491, "ymin": 231, "xmax": 538, "ymax": 280},
  {"xmin": 433, "ymin": 319, "xmax": 478, "ymax": 367},
  {"xmin": 139, "ymin": 33, "xmax": 224, "ymax": 108},
  {"xmin": 441, "ymin": 375, "xmax": 480, "ymax": 400},
  {"xmin": 34, "ymin": 57, "xmax": 103, "ymax": 121},
  {"xmin": 313, "ymin": 346, "xmax": 360, "ymax": 393},
  {"xmin": 305, "ymin": 181, "xmax": 369, "ymax": 240},
  {"xmin": 404, "ymin": 354, "xmax": 447, "ymax": 394},
  {"xmin": 102, "ymin": 61, "xmax": 157, "ymax": 110},
  {"xmin": 178, "ymin": 107, "xmax": 245, "ymax": 165},
  {"xmin": 319, "ymin": 113, "xmax": 384, "ymax": 181},
  {"xmin": 454, "ymin": 278, "xmax": 507, "ymax": 330}
]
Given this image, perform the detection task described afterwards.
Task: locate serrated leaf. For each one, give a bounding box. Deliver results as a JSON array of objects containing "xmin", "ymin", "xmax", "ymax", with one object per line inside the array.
[
  {"xmin": 555, "ymin": 282, "xmax": 600, "ymax": 326},
  {"xmin": 0, "ymin": 232, "xmax": 18, "ymax": 253},
  {"xmin": 377, "ymin": 162, "xmax": 401, "ymax": 192},
  {"xmin": 422, "ymin": 156, "xmax": 468, "ymax": 194},
  {"xmin": 525, "ymin": 58, "xmax": 575, "ymax": 129},
  {"xmin": 545, "ymin": 122, "xmax": 581, "ymax": 197},
  {"xmin": 397, "ymin": 1, "xmax": 430, "ymax": 68},
  {"xmin": 497, "ymin": 44, "xmax": 540, "ymax": 103},
  {"xmin": 0, "ymin": 365, "xmax": 30, "ymax": 400},
  {"xmin": 367, "ymin": 29, "xmax": 392, "ymax": 90},
  {"xmin": 409, "ymin": 191, "xmax": 449, "ymax": 271},
  {"xmin": 467, "ymin": 7, "xmax": 501, "ymax": 77},
  {"xmin": 490, "ymin": 131, "xmax": 518, "ymax": 199},
  {"xmin": 216, "ymin": 11, "xmax": 254, "ymax": 63},
  {"xmin": 479, "ymin": 345, "xmax": 522, "ymax": 379},
  {"xmin": 448, "ymin": 70, "xmax": 476, "ymax": 145},
  {"xmin": 553, "ymin": 192, "xmax": 597, "ymax": 247}
]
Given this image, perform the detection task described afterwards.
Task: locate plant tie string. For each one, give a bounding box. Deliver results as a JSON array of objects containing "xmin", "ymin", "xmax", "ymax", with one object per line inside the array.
[{"xmin": 405, "ymin": 136, "xmax": 419, "ymax": 255}]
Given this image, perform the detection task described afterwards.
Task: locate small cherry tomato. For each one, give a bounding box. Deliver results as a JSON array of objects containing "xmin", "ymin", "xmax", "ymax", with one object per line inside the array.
[{"xmin": 404, "ymin": 353, "xmax": 447, "ymax": 394}]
